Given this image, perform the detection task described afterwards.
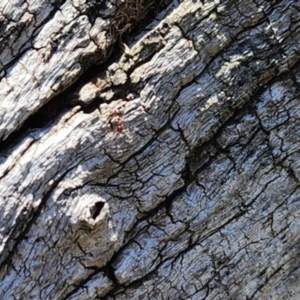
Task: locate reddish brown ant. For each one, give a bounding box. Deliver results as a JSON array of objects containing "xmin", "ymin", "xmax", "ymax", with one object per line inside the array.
[{"xmin": 110, "ymin": 108, "xmax": 124, "ymax": 133}]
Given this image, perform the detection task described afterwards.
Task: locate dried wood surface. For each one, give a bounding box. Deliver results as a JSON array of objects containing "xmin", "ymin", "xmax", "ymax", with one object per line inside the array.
[{"xmin": 0, "ymin": 0, "xmax": 300, "ymax": 299}]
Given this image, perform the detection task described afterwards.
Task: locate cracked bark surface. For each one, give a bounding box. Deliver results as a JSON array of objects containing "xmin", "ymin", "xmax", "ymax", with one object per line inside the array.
[{"xmin": 0, "ymin": 0, "xmax": 300, "ymax": 299}]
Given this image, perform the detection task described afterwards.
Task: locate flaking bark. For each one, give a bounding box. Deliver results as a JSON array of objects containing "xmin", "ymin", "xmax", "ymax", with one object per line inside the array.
[{"xmin": 0, "ymin": 0, "xmax": 300, "ymax": 299}]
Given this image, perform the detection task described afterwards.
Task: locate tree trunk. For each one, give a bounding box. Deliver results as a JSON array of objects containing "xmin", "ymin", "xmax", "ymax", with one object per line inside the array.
[{"xmin": 0, "ymin": 0, "xmax": 299, "ymax": 299}]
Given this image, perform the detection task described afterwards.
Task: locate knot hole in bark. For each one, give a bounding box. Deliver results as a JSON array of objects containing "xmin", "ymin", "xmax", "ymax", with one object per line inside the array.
[{"xmin": 90, "ymin": 201, "xmax": 105, "ymax": 220}]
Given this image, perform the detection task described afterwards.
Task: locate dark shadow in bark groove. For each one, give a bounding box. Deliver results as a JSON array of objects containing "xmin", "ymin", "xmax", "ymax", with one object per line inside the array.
[{"xmin": 0, "ymin": 0, "xmax": 178, "ymax": 157}]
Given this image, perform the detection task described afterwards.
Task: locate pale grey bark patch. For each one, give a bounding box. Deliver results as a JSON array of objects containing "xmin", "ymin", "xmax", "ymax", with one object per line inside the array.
[{"xmin": 0, "ymin": 0, "xmax": 300, "ymax": 299}]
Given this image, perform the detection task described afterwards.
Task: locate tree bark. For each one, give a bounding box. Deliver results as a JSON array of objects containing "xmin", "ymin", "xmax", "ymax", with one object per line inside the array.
[{"xmin": 0, "ymin": 0, "xmax": 299, "ymax": 299}]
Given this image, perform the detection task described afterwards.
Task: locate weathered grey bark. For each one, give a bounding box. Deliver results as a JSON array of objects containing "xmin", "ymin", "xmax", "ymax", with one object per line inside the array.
[{"xmin": 0, "ymin": 0, "xmax": 299, "ymax": 299}]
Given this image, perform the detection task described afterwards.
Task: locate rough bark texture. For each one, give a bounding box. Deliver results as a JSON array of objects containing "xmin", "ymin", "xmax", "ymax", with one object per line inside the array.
[{"xmin": 0, "ymin": 0, "xmax": 300, "ymax": 299}]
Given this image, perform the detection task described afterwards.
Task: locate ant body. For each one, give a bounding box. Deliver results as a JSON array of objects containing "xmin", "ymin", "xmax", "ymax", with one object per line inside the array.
[{"xmin": 110, "ymin": 108, "xmax": 124, "ymax": 133}]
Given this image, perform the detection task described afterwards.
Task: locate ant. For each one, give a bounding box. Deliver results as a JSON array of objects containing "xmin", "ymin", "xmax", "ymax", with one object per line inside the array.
[{"xmin": 110, "ymin": 108, "xmax": 124, "ymax": 133}]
